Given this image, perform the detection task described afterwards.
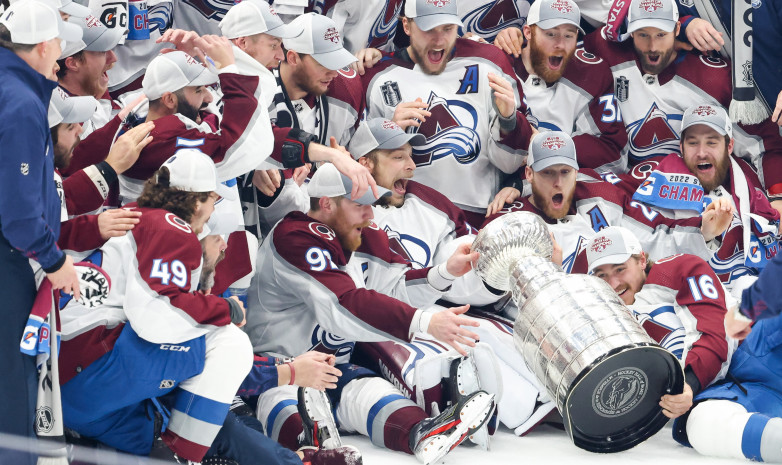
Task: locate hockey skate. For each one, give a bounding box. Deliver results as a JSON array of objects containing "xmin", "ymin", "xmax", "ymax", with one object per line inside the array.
[
  {"xmin": 409, "ymin": 390, "xmax": 495, "ymax": 465},
  {"xmin": 448, "ymin": 356, "xmax": 493, "ymax": 450},
  {"xmin": 298, "ymin": 445, "xmax": 363, "ymax": 465},
  {"xmin": 298, "ymin": 387, "xmax": 342, "ymax": 449}
]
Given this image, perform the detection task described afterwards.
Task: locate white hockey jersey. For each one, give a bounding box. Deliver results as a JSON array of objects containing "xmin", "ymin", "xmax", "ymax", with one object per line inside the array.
[{"xmin": 363, "ymin": 39, "xmax": 534, "ymax": 215}]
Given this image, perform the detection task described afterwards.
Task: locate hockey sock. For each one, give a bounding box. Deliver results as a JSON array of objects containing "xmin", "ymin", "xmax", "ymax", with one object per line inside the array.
[{"xmin": 335, "ymin": 377, "xmax": 426, "ymax": 454}]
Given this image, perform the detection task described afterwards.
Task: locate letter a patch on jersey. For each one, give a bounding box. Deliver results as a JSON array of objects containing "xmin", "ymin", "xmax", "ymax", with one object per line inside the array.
[{"xmin": 457, "ymin": 65, "xmax": 480, "ymax": 95}]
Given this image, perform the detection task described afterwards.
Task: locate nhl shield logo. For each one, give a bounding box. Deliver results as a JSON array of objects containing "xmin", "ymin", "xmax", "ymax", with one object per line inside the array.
[
  {"xmin": 591, "ymin": 236, "xmax": 612, "ymax": 253},
  {"xmin": 381, "ymin": 81, "xmax": 402, "ymax": 107},
  {"xmin": 550, "ymin": 0, "xmax": 573, "ymax": 14},
  {"xmin": 542, "ymin": 135, "xmax": 566, "ymax": 150},
  {"xmin": 639, "ymin": 0, "xmax": 664, "ymax": 12},
  {"xmin": 615, "ymin": 76, "xmax": 629, "ymax": 102},
  {"xmin": 692, "ymin": 105, "xmax": 716, "ymax": 117}
]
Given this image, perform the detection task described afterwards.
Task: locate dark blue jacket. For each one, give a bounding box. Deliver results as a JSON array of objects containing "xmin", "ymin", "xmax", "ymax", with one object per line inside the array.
[
  {"xmin": 741, "ymin": 251, "xmax": 782, "ymax": 321},
  {"xmin": 0, "ymin": 47, "xmax": 64, "ymax": 271}
]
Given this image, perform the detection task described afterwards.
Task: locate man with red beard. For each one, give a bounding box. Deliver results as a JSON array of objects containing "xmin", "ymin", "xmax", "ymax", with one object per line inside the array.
[
  {"xmin": 582, "ymin": 0, "xmax": 782, "ymax": 217},
  {"xmin": 244, "ymin": 162, "xmax": 496, "ymax": 465},
  {"xmin": 628, "ymin": 104, "xmax": 779, "ymax": 298},
  {"xmin": 56, "ymin": 14, "xmax": 124, "ymax": 138},
  {"xmin": 484, "ymin": 131, "xmax": 735, "ymax": 273},
  {"xmin": 362, "ymin": 0, "xmax": 535, "ymax": 226},
  {"xmin": 492, "ymin": 0, "xmax": 628, "ymax": 174}
]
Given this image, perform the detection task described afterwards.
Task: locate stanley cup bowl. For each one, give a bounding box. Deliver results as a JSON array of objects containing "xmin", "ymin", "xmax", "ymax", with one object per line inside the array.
[{"xmin": 471, "ymin": 212, "xmax": 554, "ymax": 291}]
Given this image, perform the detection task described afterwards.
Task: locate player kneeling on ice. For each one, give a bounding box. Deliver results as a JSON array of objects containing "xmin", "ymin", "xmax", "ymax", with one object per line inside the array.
[
  {"xmin": 670, "ymin": 251, "xmax": 782, "ymax": 463},
  {"xmin": 244, "ymin": 163, "xmax": 495, "ymax": 465},
  {"xmin": 58, "ymin": 150, "xmax": 254, "ymax": 463},
  {"xmin": 585, "ymin": 227, "xmax": 733, "ymax": 428}
]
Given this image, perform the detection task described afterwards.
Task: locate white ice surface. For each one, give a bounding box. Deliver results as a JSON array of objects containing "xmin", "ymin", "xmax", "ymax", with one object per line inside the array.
[{"xmin": 340, "ymin": 423, "xmax": 748, "ymax": 465}]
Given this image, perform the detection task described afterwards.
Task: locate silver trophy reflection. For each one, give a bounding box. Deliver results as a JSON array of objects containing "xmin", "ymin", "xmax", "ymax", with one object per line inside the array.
[{"xmin": 472, "ymin": 212, "xmax": 683, "ymax": 452}]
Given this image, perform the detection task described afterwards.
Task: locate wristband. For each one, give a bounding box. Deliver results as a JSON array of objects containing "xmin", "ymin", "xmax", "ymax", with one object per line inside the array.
[
  {"xmin": 287, "ymin": 362, "xmax": 296, "ymax": 386},
  {"xmin": 281, "ymin": 129, "xmax": 318, "ymax": 168}
]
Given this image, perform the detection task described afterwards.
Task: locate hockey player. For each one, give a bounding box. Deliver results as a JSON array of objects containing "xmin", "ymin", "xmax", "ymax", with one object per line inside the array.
[
  {"xmin": 218, "ymin": 0, "xmax": 302, "ymax": 70},
  {"xmin": 492, "ymin": 0, "xmax": 628, "ymax": 173},
  {"xmin": 58, "ymin": 150, "xmax": 253, "ymax": 463},
  {"xmin": 484, "ymin": 131, "xmax": 734, "ymax": 273},
  {"xmin": 670, "ymin": 244, "xmax": 782, "ymax": 463},
  {"xmin": 245, "ymin": 163, "xmax": 496, "ymax": 465},
  {"xmin": 585, "ymin": 226, "xmax": 732, "ymax": 423},
  {"xmin": 347, "ymin": 118, "xmax": 556, "ymax": 437},
  {"xmin": 582, "ymin": 0, "xmax": 782, "ymax": 213},
  {"xmin": 627, "ymin": 104, "xmax": 779, "ymax": 296},
  {"xmin": 362, "ymin": 0, "xmax": 536, "ymax": 226},
  {"xmin": 56, "ymin": 14, "xmax": 125, "ymax": 139}
]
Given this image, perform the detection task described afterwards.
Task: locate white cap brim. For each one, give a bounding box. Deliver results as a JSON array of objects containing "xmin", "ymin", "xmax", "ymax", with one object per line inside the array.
[
  {"xmin": 535, "ymin": 18, "xmax": 585, "ymax": 35},
  {"xmin": 266, "ymin": 22, "xmax": 304, "ymax": 39},
  {"xmin": 58, "ymin": 20, "xmax": 83, "ymax": 42},
  {"xmin": 627, "ymin": 19, "xmax": 676, "ymax": 33},
  {"xmin": 59, "ymin": 1, "xmax": 91, "ymax": 17},
  {"xmin": 413, "ymin": 13, "xmax": 463, "ymax": 31},
  {"xmin": 311, "ymin": 46, "xmax": 357, "ymax": 70},
  {"xmin": 531, "ymin": 156, "xmax": 579, "ymax": 172},
  {"xmin": 59, "ymin": 38, "xmax": 86, "ymax": 58},
  {"xmin": 588, "ymin": 252, "xmax": 633, "ymax": 274},
  {"xmin": 682, "ymin": 121, "xmax": 730, "ymax": 136},
  {"xmin": 190, "ymin": 66, "xmax": 220, "ymax": 87}
]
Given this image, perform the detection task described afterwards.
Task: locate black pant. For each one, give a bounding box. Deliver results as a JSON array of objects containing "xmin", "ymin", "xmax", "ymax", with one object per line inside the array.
[{"xmin": 0, "ymin": 232, "xmax": 38, "ymax": 465}]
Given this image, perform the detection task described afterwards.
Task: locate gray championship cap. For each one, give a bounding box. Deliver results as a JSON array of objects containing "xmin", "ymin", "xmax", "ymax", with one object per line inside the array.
[
  {"xmin": 219, "ymin": 0, "xmax": 303, "ymax": 40},
  {"xmin": 527, "ymin": 0, "xmax": 585, "ymax": 34},
  {"xmin": 48, "ymin": 86, "xmax": 99, "ymax": 127},
  {"xmin": 680, "ymin": 103, "xmax": 733, "ymax": 138},
  {"xmin": 586, "ymin": 226, "xmax": 643, "ymax": 273},
  {"xmin": 404, "ymin": 0, "xmax": 463, "ymax": 31},
  {"xmin": 61, "ymin": 14, "xmax": 125, "ymax": 57},
  {"xmin": 627, "ymin": 0, "xmax": 679, "ymax": 33},
  {"xmin": 308, "ymin": 163, "xmax": 392, "ymax": 205},
  {"xmin": 282, "ymin": 13, "xmax": 356, "ymax": 70},
  {"xmin": 527, "ymin": 131, "xmax": 579, "ymax": 171},
  {"xmin": 347, "ymin": 118, "xmax": 426, "ymax": 160},
  {"xmin": 1, "ymin": 0, "xmax": 82, "ymax": 44},
  {"xmin": 142, "ymin": 51, "xmax": 219, "ymax": 100}
]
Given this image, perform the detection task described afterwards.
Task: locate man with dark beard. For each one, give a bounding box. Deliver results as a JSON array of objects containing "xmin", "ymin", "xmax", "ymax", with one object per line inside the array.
[
  {"xmin": 484, "ymin": 131, "xmax": 735, "ymax": 274},
  {"xmin": 362, "ymin": 0, "xmax": 535, "ymax": 226},
  {"xmin": 628, "ymin": 103, "xmax": 780, "ymax": 298},
  {"xmin": 492, "ymin": 0, "xmax": 628, "ymax": 174}
]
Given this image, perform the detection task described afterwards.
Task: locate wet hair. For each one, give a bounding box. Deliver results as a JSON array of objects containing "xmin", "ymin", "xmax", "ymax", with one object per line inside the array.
[
  {"xmin": 0, "ymin": 24, "xmax": 36, "ymax": 53},
  {"xmin": 136, "ymin": 166, "xmax": 210, "ymax": 223}
]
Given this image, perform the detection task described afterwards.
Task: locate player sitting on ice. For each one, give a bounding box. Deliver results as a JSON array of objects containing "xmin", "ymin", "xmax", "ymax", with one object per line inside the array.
[
  {"xmin": 672, "ymin": 250, "xmax": 782, "ymax": 463},
  {"xmin": 244, "ymin": 163, "xmax": 495, "ymax": 465},
  {"xmin": 345, "ymin": 118, "xmax": 554, "ymax": 439},
  {"xmin": 484, "ymin": 131, "xmax": 734, "ymax": 273}
]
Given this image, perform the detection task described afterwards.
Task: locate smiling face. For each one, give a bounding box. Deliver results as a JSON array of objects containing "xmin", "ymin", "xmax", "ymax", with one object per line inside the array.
[
  {"xmin": 525, "ymin": 24, "xmax": 578, "ymax": 84},
  {"xmin": 681, "ymin": 124, "xmax": 733, "ymax": 192},
  {"xmin": 592, "ymin": 255, "xmax": 647, "ymax": 305},
  {"xmin": 362, "ymin": 144, "xmax": 416, "ymax": 207},
  {"xmin": 526, "ymin": 163, "xmax": 577, "ymax": 219},
  {"xmin": 403, "ymin": 18, "xmax": 459, "ymax": 76},
  {"xmin": 175, "ymin": 85, "xmax": 213, "ymax": 124},
  {"xmin": 631, "ymin": 24, "xmax": 679, "ymax": 75}
]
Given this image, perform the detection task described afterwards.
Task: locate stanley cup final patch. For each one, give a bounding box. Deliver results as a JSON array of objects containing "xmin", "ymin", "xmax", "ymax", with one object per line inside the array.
[
  {"xmin": 615, "ymin": 76, "xmax": 629, "ymax": 102},
  {"xmin": 381, "ymin": 81, "xmax": 402, "ymax": 107}
]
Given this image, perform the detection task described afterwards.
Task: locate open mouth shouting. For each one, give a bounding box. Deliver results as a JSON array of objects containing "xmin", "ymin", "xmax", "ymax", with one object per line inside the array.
[
  {"xmin": 645, "ymin": 53, "xmax": 661, "ymax": 66},
  {"xmin": 548, "ymin": 55, "xmax": 564, "ymax": 70},
  {"xmin": 551, "ymin": 193, "xmax": 564, "ymax": 210},
  {"xmin": 427, "ymin": 48, "xmax": 445, "ymax": 65},
  {"xmin": 392, "ymin": 178, "xmax": 408, "ymax": 197}
]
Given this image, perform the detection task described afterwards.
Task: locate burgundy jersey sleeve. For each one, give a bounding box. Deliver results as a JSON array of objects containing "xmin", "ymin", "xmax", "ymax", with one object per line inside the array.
[
  {"xmin": 58, "ymin": 214, "xmax": 103, "ymax": 253},
  {"xmin": 62, "ymin": 168, "xmax": 109, "ymax": 215},
  {"xmin": 273, "ymin": 216, "xmax": 417, "ymax": 341},
  {"xmin": 63, "ymin": 116, "xmax": 122, "ymax": 177},
  {"xmin": 650, "ymin": 255, "xmax": 730, "ymax": 388}
]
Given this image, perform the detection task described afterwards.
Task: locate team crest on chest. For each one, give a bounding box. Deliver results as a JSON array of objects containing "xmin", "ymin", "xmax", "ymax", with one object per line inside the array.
[
  {"xmin": 461, "ymin": 0, "xmax": 527, "ymax": 40},
  {"xmin": 368, "ymin": 0, "xmax": 404, "ymax": 49},
  {"xmin": 384, "ymin": 225, "xmax": 432, "ymax": 269},
  {"xmin": 627, "ymin": 103, "xmax": 679, "ymax": 160},
  {"xmin": 409, "ymin": 91, "xmax": 481, "ymax": 166}
]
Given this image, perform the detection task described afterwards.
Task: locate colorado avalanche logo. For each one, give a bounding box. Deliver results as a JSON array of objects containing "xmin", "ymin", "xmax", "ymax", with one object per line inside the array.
[
  {"xmin": 461, "ymin": 0, "xmax": 528, "ymax": 42},
  {"xmin": 692, "ymin": 105, "xmax": 717, "ymax": 116},
  {"xmin": 639, "ymin": 0, "xmax": 664, "ymax": 12},
  {"xmin": 591, "ymin": 236, "xmax": 612, "ymax": 253},
  {"xmin": 551, "ymin": 0, "xmax": 574, "ymax": 14},
  {"xmin": 367, "ymin": 0, "xmax": 403, "ymax": 50},
  {"xmin": 410, "ymin": 92, "xmax": 481, "ymax": 166},
  {"xmin": 542, "ymin": 135, "xmax": 566, "ymax": 150},
  {"xmin": 384, "ymin": 226, "xmax": 432, "ymax": 269},
  {"xmin": 626, "ymin": 103, "xmax": 680, "ymax": 162},
  {"xmin": 310, "ymin": 325, "xmax": 354, "ymax": 359},
  {"xmin": 179, "ymin": 0, "xmax": 233, "ymax": 20}
]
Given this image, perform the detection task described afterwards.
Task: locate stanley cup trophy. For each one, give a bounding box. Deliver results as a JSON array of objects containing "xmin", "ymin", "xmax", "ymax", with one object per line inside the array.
[{"xmin": 472, "ymin": 212, "xmax": 684, "ymax": 453}]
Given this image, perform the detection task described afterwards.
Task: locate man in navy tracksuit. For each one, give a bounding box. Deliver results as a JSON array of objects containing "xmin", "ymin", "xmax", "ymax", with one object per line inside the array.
[{"xmin": 0, "ymin": 2, "xmax": 81, "ymax": 463}]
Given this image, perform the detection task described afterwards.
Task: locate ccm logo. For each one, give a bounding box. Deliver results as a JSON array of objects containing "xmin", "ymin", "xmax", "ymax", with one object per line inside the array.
[{"xmin": 160, "ymin": 344, "xmax": 190, "ymax": 352}]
